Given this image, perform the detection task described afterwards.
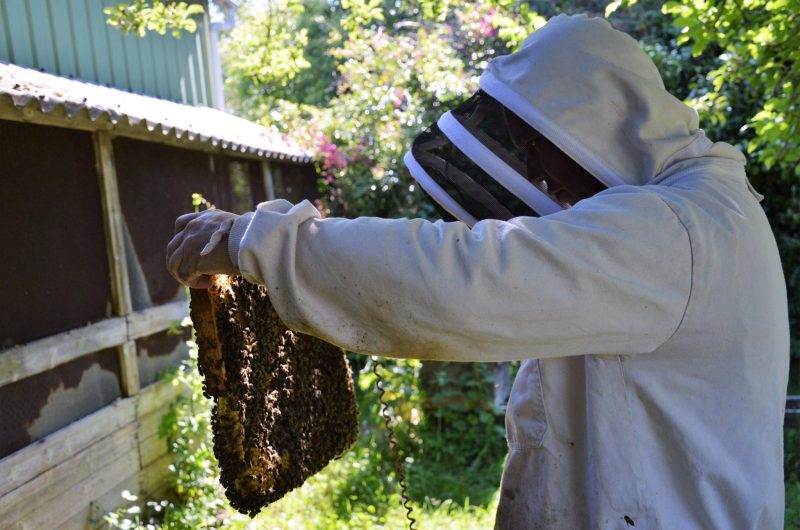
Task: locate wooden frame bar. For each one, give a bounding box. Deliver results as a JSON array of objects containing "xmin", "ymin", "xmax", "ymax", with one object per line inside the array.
[
  {"xmin": 0, "ymin": 318, "xmax": 128, "ymax": 388},
  {"xmin": 0, "ymin": 379, "xmax": 185, "ymax": 529},
  {"xmin": 0, "ymin": 98, "xmax": 310, "ymax": 164},
  {"xmin": 127, "ymin": 300, "xmax": 189, "ymax": 340},
  {"xmin": 0, "ymin": 301, "xmax": 189, "ymax": 388},
  {"xmin": 261, "ymin": 159, "xmax": 276, "ymax": 200},
  {"xmin": 95, "ymin": 131, "xmax": 139, "ymax": 397}
]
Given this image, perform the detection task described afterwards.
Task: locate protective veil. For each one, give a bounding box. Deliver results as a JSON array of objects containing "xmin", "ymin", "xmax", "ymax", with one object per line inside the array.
[
  {"xmin": 404, "ymin": 89, "xmax": 608, "ymax": 224},
  {"xmin": 228, "ymin": 15, "xmax": 789, "ymax": 529}
]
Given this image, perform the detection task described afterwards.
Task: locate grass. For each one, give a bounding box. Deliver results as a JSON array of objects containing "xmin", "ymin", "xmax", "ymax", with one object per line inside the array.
[
  {"xmin": 252, "ymin": 359, "xmax": 506, "ymax": 530},
  {"xmin": 253, "ymin": 443, "xmax": 500, "ymax": 529}
]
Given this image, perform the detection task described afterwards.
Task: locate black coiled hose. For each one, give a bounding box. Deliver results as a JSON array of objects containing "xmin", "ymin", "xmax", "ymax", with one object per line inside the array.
[{"xmin": 372, "ymin": 357, "xmax": 418, "ymax": 530}]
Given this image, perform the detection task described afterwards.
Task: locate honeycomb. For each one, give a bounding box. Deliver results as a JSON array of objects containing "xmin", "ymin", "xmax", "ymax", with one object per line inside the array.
[{"xmin": 190, "ymin": 275, "xmax": 359, "ymax": 516}]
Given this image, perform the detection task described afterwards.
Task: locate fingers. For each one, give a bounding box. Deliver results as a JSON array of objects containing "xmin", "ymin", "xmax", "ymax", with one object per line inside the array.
[
  {"xmin": 174, "ymin": 211, "xmax": 202, "ymax": 234},
  {"xmin": 170, "ymin": 232, "xmax": 211, "ymax": 286},
  {"xmin": 166, "ymin": 209, "xmax": 240, "ymax": 287}
]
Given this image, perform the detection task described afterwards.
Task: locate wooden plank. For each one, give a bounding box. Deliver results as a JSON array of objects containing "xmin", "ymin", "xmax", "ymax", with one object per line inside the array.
[
  {"xmin": 262, "ymin": 160, "xmax": 276, "ymax": 200},
  {"xmin": 0, "ymin": 397, "xmax": 135, "ymax": 498},
  {"xmin": 0, "ymin": 317, "xmax": 127, "ymax": 388},
  {"xmin": 139, "ymin": 429, "xmax": 170, "ymax": 468},
  {"xmin": 140, "ymin": 451, "xmax": 174, "ymax": 498},
  {"xmin": 127, "ymin": 300, "xmax": 189, "ymax": 340},
  {"xmin": 164, "ymin": 33, "xmax": 188, "ymax": 104},
  {"xmin": 4, "ymin": 0, "xmax": 34, "ymax": 66},
  {"xmin": 137, "ymin": 377, "xmax": 185, "ymax": 418},
  {"xmin": 95, "ymin": 130, "xmax": 139, "ymax": 397},
  {"xmin": 182, "ymin": 35, "xmax": 199, "ymax": 105},
  {"xmin": 0, "ymin": 299, "xmax": 189, "ymax": 388},
  {"xmin": 0, "ymin": 102, "xmax": 301, "ymax": 162},
  {"xmin": 137, "ymin": 408, "xmax": 165, "ymax": 443},
  {"xmin": 200, "ymin": 13, "xmax": 218, "ymax": 108},
  {"xmin": 0, "ymin": 423, "xmax": 137, "ymax": 526},
  {"xmin": 60, "ymin": 475, "xmax": 140, "ymax": 530},
  {"xmin": 8, "ymin": 444, "xmax": 140, "ymax": 530},
  {"xmin": 118, "ymin": 340, "xmax": 140, "ymax": 397},
  {"xmin": 94, "ymin": 131, "xmax": 133, "ymax": 317},
  {"xmin": 137, "ymin": 383, "xmax": 185, "ymax": 469}
]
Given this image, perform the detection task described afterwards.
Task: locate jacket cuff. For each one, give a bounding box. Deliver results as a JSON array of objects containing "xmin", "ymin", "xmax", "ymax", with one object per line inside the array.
[{"xmin": 227, "ymin": 212, "xmax": 255, "ymax": 269}]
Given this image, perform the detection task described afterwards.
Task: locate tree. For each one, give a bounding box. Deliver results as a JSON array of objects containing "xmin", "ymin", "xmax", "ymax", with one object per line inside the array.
[
  {"xmin": 104, "ymin": 0, "xmax": 204, "ymax": 38},
  {"xmin": 222, "ymin": 0, "xmax": 544, "ymax": 218}
]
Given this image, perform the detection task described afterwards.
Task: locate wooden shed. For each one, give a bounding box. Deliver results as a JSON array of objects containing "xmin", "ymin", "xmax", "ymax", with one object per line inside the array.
[{"xmin": 0, "ymin": 9, "xmax": 318, "ymax": 526}]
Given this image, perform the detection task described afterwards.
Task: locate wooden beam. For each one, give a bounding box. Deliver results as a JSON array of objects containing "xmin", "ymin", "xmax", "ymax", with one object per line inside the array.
[
  {"xmin": 0, "ymin": 398, "xmax": 136, "ymax": 498},
  {"xmin": 140, "ymin": 452, "xmax": 174, "ymax": 499},
  {"xmin": 0, "ymin": 424, "xmax": 137, "ymax": 523},
  {"xmin": 0, "ymin": 97, "xmax": 311, "ymax": 164},
  {"xmin": 0, "ymin": 378, "xmax": 186, "ymax": 527},
  {"xmin": 118, "ymin": 341, "xmax": 140, "ymax": 398},
  {"xmin": 136, "ymin": 375, "xmax": 186, "ymax": 418},
  {"xmin": 3, "ymin": 430, "xmax": 140, "ymax": 530},
  {"xmin": 95, "ymin": 131, "xmax": 140, "ymax": 397},
  {"xmin": 60, "ymin": 475, "xmax": 140, "ymax": 530},
  {"xmin": 127, "ymin": 299, "xmax": 189, "ymax": 340},
  {"xmin": 0, "ymin": 301, "xmax": 189, "ymax": 389},
  {"xmin": 262, "ymin": 159, "xmax": 276, "ymax": 200},
  {"xmin": 94, "ymin": 131, "xmax": 133, "ymax": 317},
  {"xmin": 0, "ymin": 318, "xmax": 127, "ymax": 388}
]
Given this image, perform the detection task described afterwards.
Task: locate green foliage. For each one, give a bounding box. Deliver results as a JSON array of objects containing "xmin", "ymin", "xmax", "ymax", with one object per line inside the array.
[
  {"xmin": 222, "ymin": 0, "xmax": 546, "ymax": 219},
  {"xmin": 100, "ymin": 332, "xmax": 505, "ymax": 529},
  {"xmin": 606, "ymin": 0, "xmax": 800, "ymax": 361},
  {"xmin": 98, "ymin": 337, "xmax": 252, "ymax": 529},
  {"xmin": 222, "ymin": 1, "xmax": 311, "ymax": 96},
  {"xmin": 659, "ymin": 0, "xmax": 800, "ymax": 176},
  {"xmin": 104, "ymin": 0, "xmax": 204, "ymax": 38},
  {"xmin": 786, "ymin": 428, "xmax": 800, "ymax": 528}
]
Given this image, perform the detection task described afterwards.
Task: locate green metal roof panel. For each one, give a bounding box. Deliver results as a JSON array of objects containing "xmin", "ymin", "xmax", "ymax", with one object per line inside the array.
[{"xmin": 0, "ymin": 0, "xmax": 211, "ymax": 105}]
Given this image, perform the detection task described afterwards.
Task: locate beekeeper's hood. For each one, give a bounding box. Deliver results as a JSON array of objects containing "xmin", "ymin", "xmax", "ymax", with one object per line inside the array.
[{"xmin": 404, "ymin": 14, "xmax": 746, "ymax": 225}]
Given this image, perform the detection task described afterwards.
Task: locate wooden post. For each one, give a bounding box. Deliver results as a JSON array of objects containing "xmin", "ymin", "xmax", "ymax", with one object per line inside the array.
[
  {"xmin": 261, "ymin": 160, "xmax": 276, "ymax": 200},
  {"xmin": 94, "ymin": 131, "xmax": 140, "ymax": 397}
]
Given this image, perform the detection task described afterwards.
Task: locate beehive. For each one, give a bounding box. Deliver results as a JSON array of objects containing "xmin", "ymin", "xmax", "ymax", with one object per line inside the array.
[{"xmin": 190, "ymin": 275, "xmax": 359, "ymax": 516}]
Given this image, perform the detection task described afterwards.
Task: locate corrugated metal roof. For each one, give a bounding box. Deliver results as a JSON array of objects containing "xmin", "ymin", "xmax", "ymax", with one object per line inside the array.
[{"xmin": 0, "ymin": 62, "xmax": 311, "ymax": 163}]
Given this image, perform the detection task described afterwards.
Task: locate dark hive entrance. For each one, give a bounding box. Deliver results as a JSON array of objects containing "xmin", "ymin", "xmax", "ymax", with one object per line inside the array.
[{"xmin": 190, "ymin": 276, "xmax": 359, "ymax": 516}]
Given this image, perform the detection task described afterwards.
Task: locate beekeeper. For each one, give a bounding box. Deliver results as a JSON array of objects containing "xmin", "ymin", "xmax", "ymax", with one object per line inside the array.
[{"xmin": 167, "ymin": 15, "xmax": 789, "ymax": 529}]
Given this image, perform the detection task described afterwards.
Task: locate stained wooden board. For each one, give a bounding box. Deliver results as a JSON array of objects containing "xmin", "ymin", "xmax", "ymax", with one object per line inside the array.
[
  {"xmin": 0, "ymin": 424, "xmax": 137, "ymax": 526},
  {"xmin": 0, "ymin": 397, "xmax": 135, "ymax": 498},
  {"xmin": 137, "ymin": 377, "xmax": 185, "ymax": 418},
  {"xmin": 0, "ymin": 301, "xmax": 188, "ymax": 389},
  {"xmin": 139, "ymin": 432, "xmax": 170, "ymax": 470},
  {"xmin": 127, "ymin": 300, "xmax": 189, "ymax": 341},
  {"xmin": 9, "ymin": 449, "xmax": 139, "ymax": 530},
  {"xmin": 140, "ymin": 451, "xmax": 175, "ymax": 499},
  {"xmin": 0, "ymin": 317, "xmax": 127, "ymax": 387},
  {"xmin": 59, "ymin": 475, "xmax": 140, "ymax": 530}
]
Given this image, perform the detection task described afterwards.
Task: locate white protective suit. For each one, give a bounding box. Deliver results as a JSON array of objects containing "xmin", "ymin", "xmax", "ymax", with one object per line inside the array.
[{"xmin": 227, "ymin": 15, "xmax": 790, "ymax": 530}]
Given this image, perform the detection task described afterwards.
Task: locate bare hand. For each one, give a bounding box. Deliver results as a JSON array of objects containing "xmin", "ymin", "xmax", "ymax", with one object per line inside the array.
[{"xmin": 166, "ymin": 209, "xmax": 240, "ymax": 289}]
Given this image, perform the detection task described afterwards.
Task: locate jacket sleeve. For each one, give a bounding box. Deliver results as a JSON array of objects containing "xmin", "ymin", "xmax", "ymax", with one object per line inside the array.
[{"xmin": 233, "ymin": 186, "xmax": 692, "ymax": 362}]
